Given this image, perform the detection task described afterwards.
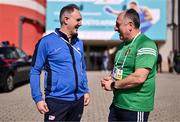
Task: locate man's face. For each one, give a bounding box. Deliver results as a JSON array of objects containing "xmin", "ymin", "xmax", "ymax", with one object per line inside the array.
[
  {"xmin": 114, "ymin": 14, "xmax": 130, "ymax": 41},
  {"xmin": 67, "ymin": 9, "xmax": 82, "ymax": 35}
]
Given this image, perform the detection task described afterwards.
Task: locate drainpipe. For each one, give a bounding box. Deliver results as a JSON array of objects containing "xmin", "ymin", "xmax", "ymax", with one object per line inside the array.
[
  {"xmin": 19, "ymin": 16, "xmax": 25, "ymax": 49},
  {"xmin": 18, "ymin": 16, "xmax": 44, "ymax": 49}
]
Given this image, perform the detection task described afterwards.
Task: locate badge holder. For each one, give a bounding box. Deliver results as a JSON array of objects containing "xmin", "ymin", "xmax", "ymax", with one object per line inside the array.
[{"xmin": 112, "ymin": 67, "xmax": 123, "ymax": 81}]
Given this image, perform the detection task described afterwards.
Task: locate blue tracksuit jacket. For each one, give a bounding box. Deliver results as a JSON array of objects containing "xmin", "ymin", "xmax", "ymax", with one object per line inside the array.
[{"xmin": 30, "ymin": 28, "xmax": 89, "ymax": 103}]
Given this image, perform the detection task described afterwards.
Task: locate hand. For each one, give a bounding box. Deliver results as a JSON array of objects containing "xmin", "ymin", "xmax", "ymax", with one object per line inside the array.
[
  {"xmin": 101, "ymin": 76, "xmax": 111, "ymax": 88},
  {"xmin": 84, "ymin": 93, "xmax": 90, "ymax": 106},
  {"xmin": 36, "ymin": 100, "xmax": 49, "ymax": 114},
  {"xmin": 101, "ymin": 76, "xmax": 113, "ymax": 91}
]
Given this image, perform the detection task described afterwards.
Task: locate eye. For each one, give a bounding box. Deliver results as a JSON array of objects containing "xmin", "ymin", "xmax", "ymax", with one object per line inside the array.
[{"xmin": 77, "ymin": 18, "xmax": 82, "ymax": 22}]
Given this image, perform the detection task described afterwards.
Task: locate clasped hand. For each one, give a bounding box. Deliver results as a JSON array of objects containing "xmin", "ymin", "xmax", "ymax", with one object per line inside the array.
[{"xmin": 101, "ymin": 76, "xmax": 113, "ymax": 91}]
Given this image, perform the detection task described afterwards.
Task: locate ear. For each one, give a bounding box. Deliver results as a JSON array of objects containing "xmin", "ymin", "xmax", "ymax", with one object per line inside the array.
[
  {"xmin": 128, "ymin": 22, "xmax": 134, "ymax": 32},
  {"xmin": 64, "ymin": 16, "xmax": 69, "ymax": 25},
  {"xmin": 130, "ymin": 22, "xmax": 136, "ymax": 28}
]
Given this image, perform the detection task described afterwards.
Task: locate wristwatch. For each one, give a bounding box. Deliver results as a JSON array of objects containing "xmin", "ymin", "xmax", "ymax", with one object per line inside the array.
[{"xmin": 111, "ymin": 82, "xmax": 116, "ymax": 90}]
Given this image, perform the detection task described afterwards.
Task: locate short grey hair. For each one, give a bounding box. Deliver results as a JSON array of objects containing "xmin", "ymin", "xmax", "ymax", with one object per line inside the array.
[{"xmin": 59, "ymin": 4, "xmax": 80, "ymax": 25}]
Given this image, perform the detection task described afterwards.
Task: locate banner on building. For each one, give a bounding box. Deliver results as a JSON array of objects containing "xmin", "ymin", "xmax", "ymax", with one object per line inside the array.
[{"xmin": 46, "ymin": 0, "xmax": 166, "ymax": 41}]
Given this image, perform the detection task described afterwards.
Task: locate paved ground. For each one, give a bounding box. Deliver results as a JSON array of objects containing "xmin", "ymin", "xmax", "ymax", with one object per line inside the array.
[{"xmin": 0, "ymin": 71, "xmax": 180, "ymax": 122}]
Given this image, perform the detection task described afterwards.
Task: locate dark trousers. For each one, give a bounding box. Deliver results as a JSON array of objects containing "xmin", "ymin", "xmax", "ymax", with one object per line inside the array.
[
  {"xmin": 44, "ymin": 96, "xmax": 84, "ymax": 122},
  {"xmin": 108, "ymin": 104, "xmax": 150, "ymax": 122}
]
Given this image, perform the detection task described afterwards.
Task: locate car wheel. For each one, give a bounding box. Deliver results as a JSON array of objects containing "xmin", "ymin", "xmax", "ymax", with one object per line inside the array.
[{"xmin": 4, "ymin": 75, "xmax": 14, "ymax": 91}]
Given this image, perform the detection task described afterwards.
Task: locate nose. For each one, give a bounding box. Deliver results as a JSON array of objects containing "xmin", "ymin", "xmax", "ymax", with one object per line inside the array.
[
  {"xmin": 114, "ymin": 26, "xmax": 118, "ymax": 31},
  {"xmin": 79, "ymin": 20, "xmax": 82, "ymax": 26}
]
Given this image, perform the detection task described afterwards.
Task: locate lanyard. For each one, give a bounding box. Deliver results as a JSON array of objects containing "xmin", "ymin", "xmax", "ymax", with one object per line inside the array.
[
  {"xmin": 54, "ymin": 32, "xmax": 82, "ymax": 57},
  {"xmin": 115, "ymin": 32, "xmax": 141, "ymax": 68}
]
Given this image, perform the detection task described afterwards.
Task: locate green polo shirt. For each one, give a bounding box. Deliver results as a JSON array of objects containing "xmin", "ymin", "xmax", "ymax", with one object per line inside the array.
[{"xmin": 113, "ymin": 33, "xmax": 157, "ymax": 112}]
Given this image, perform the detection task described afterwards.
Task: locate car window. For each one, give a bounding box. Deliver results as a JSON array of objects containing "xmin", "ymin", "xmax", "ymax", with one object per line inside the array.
[
  {"xmin": 16, "ymin": 48, "xmax": 26, "ymax": 58},
  {"xmin": 0, "ymin": 54, "xmax": 5, "ymax": 59},
  {"xmin": 0, "ymin": 48, "xmax": 19, "ymax": 59},
  {"xmin": 0, "ymin": 48, "xmax": 6, "ymax": 58}
]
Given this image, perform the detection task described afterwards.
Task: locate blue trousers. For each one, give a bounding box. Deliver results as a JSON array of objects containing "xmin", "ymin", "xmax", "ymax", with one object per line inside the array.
[
  {"xmin": 44, "ymin": 96, "xmax": 84, "ymax": 121},
  {"xmin": 108, "ymin": 104, "xmax": 150, "ymax": 122}
]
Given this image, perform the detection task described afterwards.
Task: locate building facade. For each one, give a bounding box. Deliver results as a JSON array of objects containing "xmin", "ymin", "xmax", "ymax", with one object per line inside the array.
[{"xmin": 0, "ymin": 0, "xmax": 46, "ymax": 55}]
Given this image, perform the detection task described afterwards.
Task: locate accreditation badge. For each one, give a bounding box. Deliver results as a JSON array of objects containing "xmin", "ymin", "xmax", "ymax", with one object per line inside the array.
[{"xmin": 112, "ymin": 67, "xmax": 123, "ymax": 80}]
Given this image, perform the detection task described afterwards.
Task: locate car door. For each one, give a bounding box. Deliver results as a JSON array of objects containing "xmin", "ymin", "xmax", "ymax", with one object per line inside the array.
[
  {"xmin": 5, "ymin": 47, "xmax": 21, "ymax": 83},
  {"xmin": 15, "ymin": 48, "xmax": 31, "ymax": 81}
]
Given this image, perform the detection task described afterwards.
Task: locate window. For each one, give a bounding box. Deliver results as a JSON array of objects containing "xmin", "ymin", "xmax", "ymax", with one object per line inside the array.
[
  {"xmin": 0, "ymin": 47, "xmax": 19, "ymax": 59},
  {"xmin": 16, "ymin": 48, "xmax": 26, "ymax": 58}
]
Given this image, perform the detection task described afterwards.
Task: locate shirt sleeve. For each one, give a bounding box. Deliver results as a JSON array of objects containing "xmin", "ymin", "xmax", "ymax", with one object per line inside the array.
[
  {"xmin": 135, "ymin": 41, "xmax": 157, "ymax": 69},
  {"xmin": 30, "ymin": 39, "xmax": 48, "ymax": 103}
]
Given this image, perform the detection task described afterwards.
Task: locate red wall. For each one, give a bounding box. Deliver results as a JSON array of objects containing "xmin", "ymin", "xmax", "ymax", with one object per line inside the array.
[{"xmin": 0, "ymin": 1, "xmax": 46, "ymax": 55}]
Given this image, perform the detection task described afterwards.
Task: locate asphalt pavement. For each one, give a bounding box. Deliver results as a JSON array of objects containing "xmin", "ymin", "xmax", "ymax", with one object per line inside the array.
[{"xmin": 0, "ymin": 71, "xmax": 180, "ymax": 122}]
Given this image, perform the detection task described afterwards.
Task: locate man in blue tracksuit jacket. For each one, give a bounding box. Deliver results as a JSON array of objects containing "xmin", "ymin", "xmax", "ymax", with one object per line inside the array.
[{"xmin": 30, "ymin": 4, "xmax": 90, "ymax": 121}]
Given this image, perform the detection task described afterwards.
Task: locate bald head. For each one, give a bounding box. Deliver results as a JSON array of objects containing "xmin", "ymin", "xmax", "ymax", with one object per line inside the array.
[
  {"xmin": 114, "ymin": 9, "xmax": 140, "ymax": 41},
  {"xmin": 117, "ymin": 12, "xmax": 126, "ymax": 23},
  {"xmin": 116, "ymin": 12, "xmax": 127, "ymax": 30}
]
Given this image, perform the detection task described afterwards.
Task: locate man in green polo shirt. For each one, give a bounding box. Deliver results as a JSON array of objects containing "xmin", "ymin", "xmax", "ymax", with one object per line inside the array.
[{"xmin": 101, "ymin": 9, "xmax": 157, "ymax": 122}]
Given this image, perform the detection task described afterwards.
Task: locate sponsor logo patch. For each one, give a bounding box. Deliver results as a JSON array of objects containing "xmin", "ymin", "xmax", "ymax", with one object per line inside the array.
[{"xmin": 49, "ymin": 115, "xmax": 55, "ymax": 120}]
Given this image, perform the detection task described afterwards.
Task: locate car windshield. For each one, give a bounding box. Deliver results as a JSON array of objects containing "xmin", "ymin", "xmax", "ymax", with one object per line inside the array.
[{"xmin": 0, "ymin": 47, "xmax": 18, "ymax": 59}]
